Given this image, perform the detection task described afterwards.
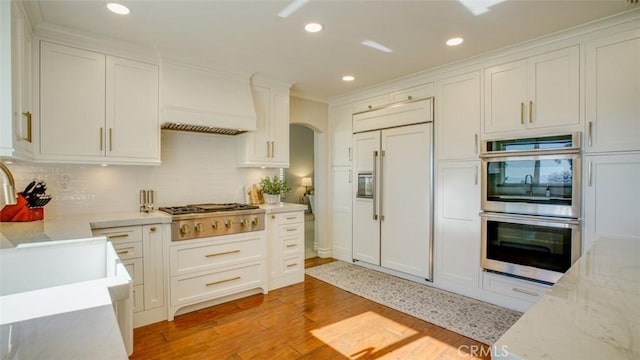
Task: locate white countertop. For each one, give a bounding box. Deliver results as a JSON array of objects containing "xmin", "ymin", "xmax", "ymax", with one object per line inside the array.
[
  {"xmin": 494, "ymin": 236, "xmax": 640, "ymax": 359},
  {"xmin": 0, "ymin": 210, "xmax": 170, "ymax": 248},
  {"xmin": 260, "ymin": 202, "xmax": 307, "ymax": 213}
]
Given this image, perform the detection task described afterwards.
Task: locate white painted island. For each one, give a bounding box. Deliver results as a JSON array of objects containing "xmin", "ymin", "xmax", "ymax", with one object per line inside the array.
[{"xmin": 493, "ymin": 236, "xmax": 640, "ymax": 359}]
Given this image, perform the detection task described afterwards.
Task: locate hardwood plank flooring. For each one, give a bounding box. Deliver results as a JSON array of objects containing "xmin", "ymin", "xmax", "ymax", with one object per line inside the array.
[{"xmin": 131, "ymin": 258, "xmax": 491, "ymax": 359}]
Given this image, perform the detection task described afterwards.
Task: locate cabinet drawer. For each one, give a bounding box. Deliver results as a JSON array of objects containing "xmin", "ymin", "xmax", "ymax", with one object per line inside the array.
[
  {"xmin": 122, "ymin": 258, "xmax": 143, "ymax": 286},
  {"xmin": 171, "ymin": 262, "xmax": 265, "ymax": 306},
  {"xmin": 113, "ymin": 242, "xmax": 143, "ymax": 260},
  {"xmin": 391, "ymin": 83, "xmax": 434, "ymax": 103},
  {"xmin": 278, "ymin": 223, "xmax": 303, "ymax": 238},
  {"xmin": 275, "ymin": 211, "xmax": 304, "ymax": 224},
  {"xmin": 282, "ymin": 237, "xmax": 303, "ymax": 256},
  {"xmin": 132, "ymin": 284, "xmax": 144, "ymax": 313},
  {"xmin": 482, "ymin": 272, "xmax": 550, "ymax": 303},
  {"xmin": 93, "ymin": 226, "xmax": 142, "ymax": 244},
  {"xmin": 170, "ymin": 237, "xmax": 263, "ymax": 276},
  {"xmin": 281, "ymin": 255, "xmax": 304, "ymax": 276}
]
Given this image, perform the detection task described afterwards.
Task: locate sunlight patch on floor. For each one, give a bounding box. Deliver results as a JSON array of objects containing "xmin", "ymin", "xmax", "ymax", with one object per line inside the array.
[{"xmin": 311, "ymin": 311, "xmax": 418, "ymax": 358}]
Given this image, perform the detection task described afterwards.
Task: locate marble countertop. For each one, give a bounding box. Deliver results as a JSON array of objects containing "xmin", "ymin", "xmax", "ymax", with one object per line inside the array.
[
  {"xmin": 0, "ymin": 210, "xmax": 170, "ymax": 248},
  {"xmin": 494, "ymin": 235, "xmax": 640, "ymax": 359},
  {"xmin": 260, "ymin": 202, "xmax": 307, "ymax": 213}
]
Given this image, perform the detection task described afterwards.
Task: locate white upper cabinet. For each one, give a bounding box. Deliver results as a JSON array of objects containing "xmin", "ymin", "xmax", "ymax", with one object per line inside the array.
[
  {"xmin": 237, "ymin": 81, "xmax": 290, "ymax": 168},
  {"xmin": 585, "ymin": 28, "xmax": 640, "ymax": 153},
  {"xmin": 353, "ymin": 94, "xmax": 391, "ymax": 114},
  {"xmin": 436, "ymin": 71, "xmax": 481, "ymax": 160},
  {"xmin": 329, "ymin": 103, "xmax": 353, "ymax": 166},
  {"xmin": 38, "ymin": 41, "xmax": 159, "ymax": 164},
  {"xmin": 0, "ymin": 1, "xmax": 33, "ymax": 160},
  {"xmin": 390, "ymin": 83, "xmax": 434, "ymax": 103},
  {"xmin": 484, "ymin": 46, "xmax": 579, "ymax": 135}
]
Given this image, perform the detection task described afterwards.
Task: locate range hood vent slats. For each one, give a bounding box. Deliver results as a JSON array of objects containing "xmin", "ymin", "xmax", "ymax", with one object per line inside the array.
[{"xmin": 161, "ymin": 122, "xmax": 247, "ymax": 136}]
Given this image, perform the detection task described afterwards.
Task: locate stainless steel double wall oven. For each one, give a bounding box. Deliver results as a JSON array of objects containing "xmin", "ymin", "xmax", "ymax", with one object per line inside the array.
[{"xmin": 480, "ymin": 133, "xmax": 582, "ymax": 284}]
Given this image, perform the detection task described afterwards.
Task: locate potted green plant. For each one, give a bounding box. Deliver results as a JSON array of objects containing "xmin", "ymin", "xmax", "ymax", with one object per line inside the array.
[{"xmin": 259, "ymin": 175, "xmax": 291, "ymax": 204}]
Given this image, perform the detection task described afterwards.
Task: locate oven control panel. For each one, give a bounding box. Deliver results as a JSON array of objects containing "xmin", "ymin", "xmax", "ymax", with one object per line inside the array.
[{"xmin": 171, "ymin": 212, "xmax": 265, "ymax": 241}]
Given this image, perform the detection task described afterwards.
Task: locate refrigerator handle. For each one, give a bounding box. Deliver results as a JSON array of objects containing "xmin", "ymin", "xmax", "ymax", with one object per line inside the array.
[
  {"xmin": 372, "ymin": 150, "xmax": 378, "ymax": 220},
  {"xmin": 379, "ymin": 150, "xmax": 385, "ymax": 221}
]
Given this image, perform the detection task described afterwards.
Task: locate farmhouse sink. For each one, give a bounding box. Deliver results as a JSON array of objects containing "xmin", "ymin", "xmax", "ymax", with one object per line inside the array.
[{"xmin": 0, "ymin": 237, "xmax": 133, "ymax": 357}]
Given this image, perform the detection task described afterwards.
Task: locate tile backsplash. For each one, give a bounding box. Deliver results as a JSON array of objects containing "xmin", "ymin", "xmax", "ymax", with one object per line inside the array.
[{"xmin": 6, "ymin": 131, "xmax": 275, "ymax": 217}]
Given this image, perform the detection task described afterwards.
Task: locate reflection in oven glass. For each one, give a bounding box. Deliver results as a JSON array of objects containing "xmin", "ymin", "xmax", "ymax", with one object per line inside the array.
[{"xmin": 486, "ymin": 221, "xmax": 572, "ymax": 273}]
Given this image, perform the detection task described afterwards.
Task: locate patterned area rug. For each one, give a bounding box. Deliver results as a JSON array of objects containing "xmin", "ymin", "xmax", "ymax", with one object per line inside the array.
[{"xmin": 305, "ymin": 261, "xmax": 522, "ymax": 345}]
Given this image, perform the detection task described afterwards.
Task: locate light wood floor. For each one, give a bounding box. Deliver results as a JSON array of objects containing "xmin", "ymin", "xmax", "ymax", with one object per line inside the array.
[{"xmin": 130, "ymin": 258, "xmax": 491, "ymax": 359}]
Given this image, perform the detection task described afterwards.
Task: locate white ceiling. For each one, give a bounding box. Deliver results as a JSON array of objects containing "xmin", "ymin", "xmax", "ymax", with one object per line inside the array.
[{"xmin": 23, "ymin": 0, "xmax": 637, "ymax": 102}]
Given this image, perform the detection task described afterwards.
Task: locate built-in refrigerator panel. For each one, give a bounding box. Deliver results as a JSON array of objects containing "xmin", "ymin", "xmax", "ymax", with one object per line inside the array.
[
  {"xmin": 380, "ymin": 123, "xmax": 432, "ymax": 279},
  {"xmin": 352, "ymin": 98, "xmax": 434, "ymax": 280}
]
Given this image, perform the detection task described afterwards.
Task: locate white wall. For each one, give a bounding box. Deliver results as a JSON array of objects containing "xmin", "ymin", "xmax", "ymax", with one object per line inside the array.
[
  {"xmin": 290, "ymin": 96, "xmax": 328, "ymax": 133},
  {"xmin": 5, "ymin": 131, "xmax": 275, "ymax": 217}
]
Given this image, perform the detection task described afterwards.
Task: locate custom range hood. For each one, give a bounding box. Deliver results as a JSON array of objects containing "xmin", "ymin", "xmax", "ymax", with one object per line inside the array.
[{"xmin": 161, "ymin": 61, "xmax": 257, "ymax": 135}]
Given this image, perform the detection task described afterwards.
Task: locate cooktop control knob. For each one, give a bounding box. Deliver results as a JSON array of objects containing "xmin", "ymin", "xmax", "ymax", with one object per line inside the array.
[
  {"xmin": 195, "ymin": 223, "xmax": 203, "ymax": 232},
  {"xmin": 211, "ymin": 220, "xmax": 219, "ymax": 230},
  {"xmin": 180, "ymin": 224, "xmax": 190, "ymax": 235},
  {"xmin": 241, "ymin": 219, "xmax": 250, "ymax": 227},
  {"xmin": 251, "ymin": 218, "xmax": 260, "ymax": 226},
  {"xmin": 225, "ymin": 220, "xmax": 233, "ymax": 229}
]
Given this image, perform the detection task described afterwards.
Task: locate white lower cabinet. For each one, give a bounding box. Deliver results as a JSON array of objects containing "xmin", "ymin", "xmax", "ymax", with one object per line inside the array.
[
  {"xmin": 93, "ymin": 223, "xmax": 167, "ymax": 327},
  {"xmin": 482, "ymin": 271, "xmax": 550, "ymax": 303},
  {"xmin": 330, "ymin": 166, "xmax": 352, "ymax": 261},
  {"xmin": 583, "ymin": 153, "xmax": 640, "ymax": 252},
  {"xmin": 268, "ymin": 211, "xmax": 305, "ymax": 290},
  {"xmin": 167, "ymin": 231, "xmax": 267, "ymax": 320},
  {"xmin": 434, "ymin": 161, "xmax": 481, "ymax": 293}
]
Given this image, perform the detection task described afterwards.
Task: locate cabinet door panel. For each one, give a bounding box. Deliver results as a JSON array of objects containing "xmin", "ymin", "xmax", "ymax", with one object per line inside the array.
[
  {"xmin": 330, "ymin": 103, "xmax": 353, "ymax": 166},
  {"xmin": 380, "ymin": 123, "xmax": 432, "ymax": 279},
  {"xmin": 586, "ymin": 29, "xmax": 640, "ymax": 153},
  {"xmin": 529, "ymin": 46, "xmax": 579, "ymax": 129},
  {"xmin": 484, "ymin": 59, "xmax": 527, "ymax": 134},
  {"xmin": 436, "ymin": 71, "xmax": 480, "ymax": 160},
  {"xmin": 106, "ymin": 56, "xmax": 159, "ymax": 160},
  {"xmin": 435, "ymin": 161, "xmax": 481, "ymax": 288},
  {"xmin": 331, "ymin": 166, "xmax": 352, "ymax": 261},
  {"xmin": 143, "ymin": 224, "xmax": 165, "ymax": 310},
  {"xmin": 246, "ymin": 85, "xmax": 270, "ymax": 162},
  {"xmin": 40, "ymin": 41, "xmax": 105, "ymax": 157},
  {"xmin": 270, "ymin": 88, "xmax": 290, "ymax": 165},
  {"xmin": 583, "ymin": 154, "xmax": 640, "ymax": 252}
]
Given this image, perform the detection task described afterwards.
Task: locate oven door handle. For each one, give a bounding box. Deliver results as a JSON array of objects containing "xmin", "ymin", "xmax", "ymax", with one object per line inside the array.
[
  {"xmin": 479, "ymin": 147, "xmax": 580, "ymax": 159},
  {"xmin": 480, "ymin": 212, "xmax": 580, "ymax": 226}
]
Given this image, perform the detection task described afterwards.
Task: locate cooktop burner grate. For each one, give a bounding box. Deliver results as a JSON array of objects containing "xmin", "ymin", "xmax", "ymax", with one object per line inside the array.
[{"xmin": 159, "ymin": 203, "xmax": 259, "ymax": 215}]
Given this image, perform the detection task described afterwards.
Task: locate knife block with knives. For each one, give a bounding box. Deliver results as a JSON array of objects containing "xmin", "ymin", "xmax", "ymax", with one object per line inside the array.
[{"xmin": 0, "ymin": 180, "xmax": 51, "ymax": 222}]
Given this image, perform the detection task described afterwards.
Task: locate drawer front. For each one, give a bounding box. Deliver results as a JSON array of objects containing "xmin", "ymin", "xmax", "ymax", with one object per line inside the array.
[
  {"xmin": 281, "ymin": 254, "xmax": 304, "ymax": 276},
  {"xmin": 282, "ymin": 237, "xmax": 303, "ymax": 256},
  {"xmin": 114, "ymin": 242, "xmax": 143, "ymax": 260},
  {"xmin": 278, "ymin": 223, "xmax": 303, "ymax": 238},
  {"xmin": 170, "ymin": 236, "xmax": 264, "ymax": 276},
  {"xmin": 122, "ymin": 258, "xmax": 144, "ymax": 285},
  {"xmin": 275, "ymin": 211, "xmax": 304, "ymax": 225},
  {"xmin": 482, "ymin": 272, "xmax": 549, "ymax": 303},
  {"xmin": 391, "ymin": 83, "xmax": 434, "ymax": 103},
  {"xmin": 354, "ymin": 94, "xmax": 391, "ymax": 113},
  {"xmin": 132, "ymin": 284, "xmax": 144, "ymax": 313},
  {"xmin": 93, "ymin": 226, "xmax": 142, "ymax": 244},
  {"xmin": 171, "ymin": 262, "xmax": 266, "ymax": 306}
]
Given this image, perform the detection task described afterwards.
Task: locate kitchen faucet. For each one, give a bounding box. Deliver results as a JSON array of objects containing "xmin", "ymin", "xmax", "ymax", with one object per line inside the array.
[
  {"xmin": 0, "ymin": 162, "xmax": 18, "ymax": 206},
  {"xmin": 524, "ymin": 174, "xmax": 534, "ymax": 196}
]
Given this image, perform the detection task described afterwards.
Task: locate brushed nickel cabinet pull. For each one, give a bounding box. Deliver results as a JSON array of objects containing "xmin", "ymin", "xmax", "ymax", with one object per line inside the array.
[
  {"xmin": 286, "ymin": 243, "xmax": 297, "ymax": 248},
  {"xmin": 271, "ymin": 141, "xmax": 275, "ymax": 158},
  {"xmin": 205, "ymin": 249, "xmax": 240, "ymax": 258},
  {"xmin": 588, "ymin": 121, "xmax": 593, "ymax": 147},
  {"xmin": 520, "ymin": 102, "xmax": 524, "ymax": 124},
  {"xmin": 474, "ymin": 165, "xmax": 478, "ymax": 185},
  {"xmin": 266, "ymin": 141, "xmax": 270, "ymax": 158},
  {"xmin": 529, "ymin": 100, "xmax": 533, "ymax": 123},
  {"xmin": 474, "ymin": 134, "xmax": 478, "ymax": 155},
  {"xmin": 107, "ymin": 233, "xmax": 130, "ymax": 239},
  {"xmin": 109, "ymin": 128, "xmax": 113, "ymax": 151},
  {"xmin": 286, "ymin": 216, "xmax": 297, "ymax": 220},
  {"xmin": 379, "ymin": 150, "xmax": 385, "ymax": 221},
  {"xmin": 372, "ymin": 150, "xmax": 378, "ymax": 220},
  {"xmin": 349, "ymin": 169, "xmax": 352, "ymax": 183},
  {"xmin": 100, "ymin": 128, "xmax": 104, "ymax": 150},
  {"xmin": 588, "ymin": 161, "xmax": 593, "ymax": 187},
  {"xmin": 286, "ymin": 263, "xmax": 297, "ymax": 268},
  {"xmin": 22, "ymin": 112, "xmax": 32, "ymax": 142},
  {"xmin": 512, "ymin": 287, "xmax": 539, "ymax": 297},
  {"xmin": 348, "ymin": 147, "xmax": 352, "ymax": 162},
  {"xmin": 286, "ymin": 228, "xmax": 296, "ymax": 232},
  {"xmin": 116, "ymin": 250, "xmax": 130, "ymax": 255},
  {"xmin": 206, "ymin": 276, "xmax": 240, "ymax": 287}
]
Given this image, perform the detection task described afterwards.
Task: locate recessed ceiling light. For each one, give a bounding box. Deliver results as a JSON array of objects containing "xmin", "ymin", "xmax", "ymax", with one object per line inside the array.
[
  {"xmin": 304, "ymin": 23, "xmax": 323, "ymax": 33},
  {"xmin": 361, "ymin": 40, "xmax": 392, "ymax": 53},
  {"xmin": 342, "ymin": 75, "xmax": 355, "ymax": 82},
  {"xmin": 107, "ymin": 3, "xmax": 130, "ymax": 15},
  {"xmin": 446, "ymin": 37, "xmax": 464, "ymax": 46}
]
